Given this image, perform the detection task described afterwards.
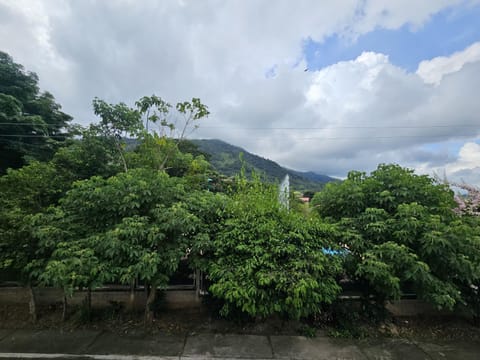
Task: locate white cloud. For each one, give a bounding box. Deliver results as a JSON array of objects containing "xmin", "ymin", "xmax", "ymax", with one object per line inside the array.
[
  {"xmin": 417, "ymin": 142, "xmax": 480, "ymax": 185},
  {"xmin": 0, "ymin": 0, "xmax": 479, "ymax": 184},
  {"xmin": 203, "ymin": 50, "xmax": 480, "ymax": 182},
  {"xmin": 417, "ymin": 42, "xmax": 480, "ymax": 84}
]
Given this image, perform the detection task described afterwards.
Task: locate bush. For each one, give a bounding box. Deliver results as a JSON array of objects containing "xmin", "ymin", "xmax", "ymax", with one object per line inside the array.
[
  {"xmin": 201, "ymin": 176, "xmax": 343, "ymax": 319},
  {"xmin": 312, "ymin": 164, "xmax": 480, "ymax": 315}
]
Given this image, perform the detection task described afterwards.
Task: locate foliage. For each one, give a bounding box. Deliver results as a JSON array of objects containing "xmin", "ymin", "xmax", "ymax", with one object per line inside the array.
[
  {"xmin": 90, "ymin": 95, "xmax": 210, "ymax": 174},
  {"xmin": 0, "ymin": 51, "xmax": 72, "ymax": 172},
  {"xmin": 38, "ymin": 169, "xmax": 203, "ymax": 304},
  {"xmin": 448, "ymin": 182, "xmax": 480, "ymax": 319},
  {"xmin": 186, "ymin": 190, "xmax": 232, "ymax": 271},
  {"xmin": 127, "ymin": 134, "xmax": 212, "ymax": 188},
  {"xmin": 0, "ymin": 81, "xmax": 216, "ymax": 321},
  {"xmin": 299, "ymin": 324, "xmax": 317, "ymax": 338},
  {"xmin": 199, "ymin": 174, "xmax": 342, "ymax": 319},
  {"xmin": 191, "ymin": 139, "xmax": 335, "ymax": 192},
  {"xmin": 312, "ymin": 164, "xmax": 480, "ymax": 315},
  {"xmin": 0, "ymin": 162, "xmax": 70, "ymax": 283},
  {"xmin": 51, "ymin": 126, "xmax": 123, "ymax": 181}
]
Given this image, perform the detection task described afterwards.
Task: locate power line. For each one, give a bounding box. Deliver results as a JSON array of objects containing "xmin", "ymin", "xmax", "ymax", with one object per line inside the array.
[
  {"xmin": 1, "ymin": 122, "xmax": 480, "ymax": 130},
  {"xmin": 295, "ymin": 134, "xmax": 480, "ymax": 140},
  {"xmin": 0, "ymin": 134, "xmax": 69, "ymax": 138},
  {"xmin": 0, "ymin": 132, "xmax": 478, "ymax": 141},
  {"xmin": 0, "ymin": 122, "xmax": 62, "ymax": 126},
  {"xmin": 200, "ymin": 124, "xmax": 480, "ymax": 130}
]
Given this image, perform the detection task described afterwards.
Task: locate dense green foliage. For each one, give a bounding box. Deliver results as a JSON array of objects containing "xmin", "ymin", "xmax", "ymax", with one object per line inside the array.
[
  {"xmin": 0, "ymin": 161, "xmax": 70, "ymax": 283},
  {"xmin": 191, "ymin": 139, "xmax": 335, "ymax": 192},
  {"xmin": 194, "ymin": 175, "xmax": 342, "ymax": 319},
  {"xmin": 40, "ymin": 170, "xmax": 198, "ymax": 294},
  {"xmin": 312, "ymin": 164, "xmax": 480, "ymax": 316},
  {"xmin": 0, "ymin": 52, "xmax": 72, "ymax": 173}
]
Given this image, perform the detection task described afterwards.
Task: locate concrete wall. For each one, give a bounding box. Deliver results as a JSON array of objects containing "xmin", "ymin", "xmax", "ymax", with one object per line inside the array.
[
  {"xmin": 387, "ymin": 300, "xmax": 441, "ymax": 316},
  {"xmin": 0, "ymin": 287, "xmax": 201, "ymax": 310},
  {"xmin": 0, "ymin": 287, "xmax": 467, "ymax": 317}
]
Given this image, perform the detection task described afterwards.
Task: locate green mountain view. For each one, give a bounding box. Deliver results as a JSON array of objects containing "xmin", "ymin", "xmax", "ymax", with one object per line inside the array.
[{"xmin": 191, "ymin": 139, "xmax": 337, "ymax": 192}]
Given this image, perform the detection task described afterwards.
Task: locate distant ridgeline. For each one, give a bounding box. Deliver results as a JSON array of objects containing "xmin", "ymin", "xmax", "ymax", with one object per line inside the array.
[
  {"xmin": 190, "ymin": 139, "xmax": 337, "ymax": 192},
  {"xmin": 123, "ymin": 138, "xmax": 337, "ymax": 191}
]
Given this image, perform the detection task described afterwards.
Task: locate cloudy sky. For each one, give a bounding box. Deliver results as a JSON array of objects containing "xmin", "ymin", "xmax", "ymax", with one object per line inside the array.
[{"xmin": 1, "ymin": 0, "xmax": 480, "ymax": 184}]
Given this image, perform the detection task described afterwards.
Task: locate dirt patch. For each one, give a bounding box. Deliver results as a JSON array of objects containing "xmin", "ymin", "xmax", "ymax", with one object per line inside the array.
[
  {"xmin": 1, "ymin": 304, "xmax": 478, "ymax": 340},
  {"xmin": 391, "ymin": 316, "xmax": 480, "ymax": 342},
  {"xmin": 0, "ymin": 303, "xmax": 303, "ymax": 336}
]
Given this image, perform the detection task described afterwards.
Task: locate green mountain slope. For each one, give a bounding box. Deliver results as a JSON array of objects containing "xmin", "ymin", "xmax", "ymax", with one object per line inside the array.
[{"xmin": 191, "ymin": 139, "xmax": 337, "ymax": 191}]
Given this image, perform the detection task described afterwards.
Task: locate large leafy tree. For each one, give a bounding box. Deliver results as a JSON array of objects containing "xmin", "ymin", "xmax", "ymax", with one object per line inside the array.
[
  {"xmin": 196, "ymin": 175, "xmax": 343, "ymax": 320},
  {"xmin": 0, "ymin": 51, "xmax": 72, "ymax": 172},
  {"xmin": 51, "ymin": 126, "xmax": 124, "ymax": 181},
  {"xmin": 40, "ymin": 169, "xmax": 201, "ymax": 322},
  {"xmin": 0, "ymin": 161, "xmax": 71, "ymax": 321},
  {"xmin": 89, "ymin": 95, "xmax": 210, "ymax": 176},
  {"xmin": 312, "ymin": 164, "xmax": 480, "ymax": 315},
  {"xmin": 0, "ymin": 88, "xmax": 213, "ymax": 322}
]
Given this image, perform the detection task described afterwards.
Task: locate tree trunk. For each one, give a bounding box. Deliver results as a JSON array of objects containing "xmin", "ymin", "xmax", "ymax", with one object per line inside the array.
[
  {"xmin": 114, "ymin": 139, "xmax": 128, "ymax": 172},
  {"xmin": 85, "ymin": 287, "xmax": 92, "ymax": 321},
  {"xmin": 82, "ymin": 286, "xmax": 92, "ymax": 322},
  {"xmin": 144, "ymin": 282, "xmax": 157, "ymax": 325},
  {"xmin": 62, "ymin": 293, "xmax": 68, "ymax": 322},
  {"xmin": 27, "ymin": 284, "xmax": 37, "ymax": 324},
  {"xmin": 127, "ymin": 281, "xmax": 136, "ymax": 312}
]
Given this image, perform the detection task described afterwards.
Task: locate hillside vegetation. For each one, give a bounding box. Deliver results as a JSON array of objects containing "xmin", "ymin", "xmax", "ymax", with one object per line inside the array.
[{"xmin": 191, "ymin": 139, "xmax": 336, "ymax": 191}]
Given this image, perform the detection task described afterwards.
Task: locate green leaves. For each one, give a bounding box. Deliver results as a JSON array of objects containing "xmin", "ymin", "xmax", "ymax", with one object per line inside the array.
[
  {"xmin": 0, "ymin": 162, "xmax": 71, "ymax": 283},
  {"xmin": 176, "ymin": 98, "xmax": 210, "ymax": 120},
  {"xmin": 201, "ymin": 177, "xmax": 342, "ymax": 319},
  {"xmin": 92, "ymin": 98, "xmax": 143, "ymax": 139},
  {"xmin": 0, "ymin": 52, "xmax": 72, "ymax": 173},
  {"xmin": 314, "ymin": 163, "xmax": 480, "ymax": 314},
  {"xmin": 39, "ymin": 169, "xmax": 204, "ymax": 296}
]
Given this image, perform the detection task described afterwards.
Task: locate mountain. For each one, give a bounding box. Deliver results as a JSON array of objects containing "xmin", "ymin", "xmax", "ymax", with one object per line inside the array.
[{"xmin": 191, "ymin": 139, "xmax": 337, "ymax": 192}]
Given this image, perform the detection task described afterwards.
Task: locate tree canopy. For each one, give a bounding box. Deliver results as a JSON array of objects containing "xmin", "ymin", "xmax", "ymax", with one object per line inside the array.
[
  {"xmin": 312, "ymin": 164, "xmax": 480, "ymax": 315},
  {"xmin": 0, "ymin": 51, "xmax": 72, "ymax": 173},
  {"xmin": 194, "ymin": 174, "xmax": 343, "ymax": 319}
]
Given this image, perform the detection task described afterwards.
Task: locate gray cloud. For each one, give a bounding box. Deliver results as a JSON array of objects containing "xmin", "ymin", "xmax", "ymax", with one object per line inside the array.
[{"xmin": 1, "ymin": 0, "xmax": 479, "ymax": 183}]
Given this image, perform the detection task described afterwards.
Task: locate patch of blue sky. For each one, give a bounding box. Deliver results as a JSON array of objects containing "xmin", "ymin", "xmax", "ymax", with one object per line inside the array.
[
  {"xmin": 303, "ymin": 4, "xmax": 480, "ymax": 72},
  {"xmin": 421, "ymin": 137, "xmax": 479, "ymax": 158}
]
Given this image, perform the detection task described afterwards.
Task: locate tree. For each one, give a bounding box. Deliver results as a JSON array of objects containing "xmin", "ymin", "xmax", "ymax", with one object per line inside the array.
[
  {"xmin": 51, "ymin": 125, "xmax": 124, "ymax": 181},
  {"xmin": 91, "ymin": 95, "xmax": 209, "ymax": 174},
  {"xmin": 30, "ymin": 208, "xmax": 97, "ymax": 321},
  {"xmin": 0, "ymin": 91, "xmax": 212, "ymax": 322},
  {"xmin": 445, "ymin": 181, "xmax": 480, "ymax": 320},
  {"xmin": 312, "ymin": 164, "xmax": 480, "ymax": 315},
  {"xmin": 0, "ymin": 161, "xmax": 70, "ymax": 321},
  {"xmin": 197, "ymin": 175, "xmax": 342, "ymax": 320},
  {"xmin": 92, "ymin": 98, "xmax": 143, "ymax": 172},
  {"xmin": 0, "ymin": 51, "xmax": 72, "ymax": 173},
  {"xmin": 133, "ymin": 96, "xmax": 209, "ymax": 171},
  {"xmin": 41, "ymin": 169, "xmax": 200, "ymax": 323}
]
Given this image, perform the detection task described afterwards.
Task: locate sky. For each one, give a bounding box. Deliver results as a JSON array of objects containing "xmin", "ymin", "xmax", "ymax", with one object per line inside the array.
[{"xmin": 1, "ymin": 0, "xmax": 479, "ymax": 184}]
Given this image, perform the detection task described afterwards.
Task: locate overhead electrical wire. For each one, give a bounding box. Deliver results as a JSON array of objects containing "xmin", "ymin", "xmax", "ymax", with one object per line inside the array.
[
  {"xmin": 0, "ymin": 134, "xmax": 69, "ymax": 138},
  {"xmin": 1, "ymin": 122, "xmax": 480, "ymax": 130},
  {"xmin": 200, "ymin": 124, "xmax": 480, "ymax": 130},
  {"xmin": 1, "ymin": 122, "xmax": 479, "ymax": 141},
  {"xmin": 0, "ymin": 134, "xmax": 479, "ymax": 141}
]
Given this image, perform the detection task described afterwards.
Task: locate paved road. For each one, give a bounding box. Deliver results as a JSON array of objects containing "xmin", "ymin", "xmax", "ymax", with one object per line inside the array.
[{"xmin": 0, "ymin": 328, "xmax": 479, "ymax": 359}]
